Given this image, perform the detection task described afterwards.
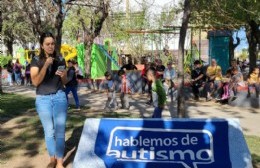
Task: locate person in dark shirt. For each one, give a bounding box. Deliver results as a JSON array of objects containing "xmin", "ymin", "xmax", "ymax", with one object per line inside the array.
[
  {"xmin": 25, "ymin": 61, "xmax": 31, "ymax": 86},
  {"xmin": 191, "ymin": 60, "xmax": 206, "ymax": 100},
  {"xmin": 6, "ymin": 60, "xmax": 14, "ymax": 86},
  {"xmin": 14, "ymin": 59, "xmax": 22, "ymax": 85},
  {"xmin": 141, "ymin": 60, "xmax": 150, "ymax": 94},
  {"xmin": 121, "ymin": 60, "xmax": 137, "ymax": 71},
  {"xmin": 30, "ymin": 32, "xmax": 68, "ymax": 168},
  {"xmin": 65, "ymin": 60, "xmax": 80, "ymax": 110},
  {"xmin": 228, "ymin": 59, "xmax": 241, "ymax": 74},
  {"xmin": 156, "ymin": 59, "xmax": 165, "ymax": 80},
  {"xmin": 74, "ymin": 62, "xmax": 84, "ymax": 79}
]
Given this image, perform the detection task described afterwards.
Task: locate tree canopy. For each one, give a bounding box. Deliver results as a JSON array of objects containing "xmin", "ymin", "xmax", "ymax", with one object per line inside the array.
[{"xmin": 190, "ymin": 0, "xmax": 259, "ymax": 69}]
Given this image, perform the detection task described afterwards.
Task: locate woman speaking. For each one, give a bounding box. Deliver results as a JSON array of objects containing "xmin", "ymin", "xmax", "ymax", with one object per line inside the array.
[{"xmin": 30, "ymin": 32, "xmax": 68, "ymax": 168}]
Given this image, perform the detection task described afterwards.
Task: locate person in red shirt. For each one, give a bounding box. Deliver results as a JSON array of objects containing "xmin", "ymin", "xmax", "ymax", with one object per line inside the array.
[{"xmin": 118, "ymin": 70, "xmax": 133, "ymax": 109}]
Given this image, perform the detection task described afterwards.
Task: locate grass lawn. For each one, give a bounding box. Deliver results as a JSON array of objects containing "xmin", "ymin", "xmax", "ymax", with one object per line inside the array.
[
  {"xmin": 246, "ymin": 135, "xmax": 260, "ymax": 168},
  {"xmin": 0, "ymin": 93, "xmax": 259, "ymax": 167}
]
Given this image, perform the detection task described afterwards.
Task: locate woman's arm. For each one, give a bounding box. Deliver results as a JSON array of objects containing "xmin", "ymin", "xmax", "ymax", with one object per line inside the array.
[
  {"xmin": 61, "ymin": 73, "xmax": 68, "ymax": 85},
  {"xmin": 30, "ymin": 57, "xmax": 53, "ymax": 87},
  {"xmin": 61, "ymin": 71, "xmax": 68, "ymax": 85},
  {"xmin": 56, "ymin": 70, "xmax": 68, "ymax": 85}
]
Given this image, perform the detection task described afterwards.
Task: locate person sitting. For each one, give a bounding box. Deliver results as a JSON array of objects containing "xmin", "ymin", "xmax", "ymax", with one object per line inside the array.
[
  {"xmin": 191, "ymin": 60, "xmax": 206, "ymax": 100},
  {"xmin": 230, "ymin": 67, "xmax": 244, "ymax": 97},
  {"xmin": 121, "ymin": 60, "xmax": 137, "ymax": 71},
  {"xmin": 216, "ymin": 69, "xmax": 234, "ymax": 103},
  {"xmin": 228, "ymin": 59, "xmax": 241, "ymax": 72},
  {"xmin": 247, "ymin": 67, "xmax": 260, "ymax": 98},
  {"xmin": 205, "ymin": 59, "xmax": 222, "ymax": 101}
]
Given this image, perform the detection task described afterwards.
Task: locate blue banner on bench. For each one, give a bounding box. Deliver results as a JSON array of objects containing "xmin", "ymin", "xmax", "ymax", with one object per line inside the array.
[{"xmin": 73, "ymin": 119, "xmax": 252, "ymax": 168}]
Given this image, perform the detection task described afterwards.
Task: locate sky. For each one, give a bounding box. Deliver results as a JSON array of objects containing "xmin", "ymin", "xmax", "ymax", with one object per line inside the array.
[
  {"xmin": 233, "ymin": 28, "xmax": 248, "ymax": 52},
  {"xmin": 115, "ymin": 0, "xmax": 178, "ymax": 13}
]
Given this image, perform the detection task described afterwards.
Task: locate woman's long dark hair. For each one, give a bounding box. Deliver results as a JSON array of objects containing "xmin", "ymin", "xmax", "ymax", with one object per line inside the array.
[{"xmin": 39, "ymin": 32, "xmax": 57, "ymax": 60}]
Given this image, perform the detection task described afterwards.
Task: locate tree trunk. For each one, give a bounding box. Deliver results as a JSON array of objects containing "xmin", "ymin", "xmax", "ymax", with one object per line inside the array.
[
  {"xmin": 78, "ymin": 0, "xmax": 109, "ymax": 77},
  {"xmin": 5, "ymin": 39, "xmax": 13, "ymax": 56},
  {"xmin": 55, "ymin": 1, "xmax": 63, "ymax": 53},
  {"xmin": 55, "ymin": 26, "xmax": 62, "ymax": 54},
  {"xmin": 0, "ymin": 11, "xmax": 3, "ymax": 94},
  {"xmin": 0, "ymin": 10, "xmax": 2, "ymax": 32},
  {"xmin": 246, "ymin": 20, "xmax": 259, "ymax": 72},
  {"xmin": 0, "ymin": 66, "xmax": 3, "ymax": 94},
  {"xmin": 177, "ymin": 0, "xmax": 191, "ymax": 118},
  {"xmin": 229, "ymin": 36, "xmax": 240, "ymax": 64},
  {"xmin": 84, "ymin": 36, "xmax": 94, "ymax": 78}
]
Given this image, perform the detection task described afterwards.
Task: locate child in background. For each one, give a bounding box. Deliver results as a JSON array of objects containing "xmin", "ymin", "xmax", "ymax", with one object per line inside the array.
[
  {"xmin": 25, "ymin": 62, "xmax": 31, "ymax": 86},
  {"xmin": 104, "ymin": 71, "xmax": 118, "ymax": 111},
  {"xmin": 146, "ymin": 67, "xmax": 166, "ymax": 118},
  {"xmin": 219, "ymin": 70, "xmax": 232, "ymax": 101},
  {"xmin": 230, "ymin": 67, "xmax": 244, "ymax": 97},
  {"xmin": 163, "ymin": 61, "xmax": 176, "ymax": 101},
  {"xmin": 141, "ymin": 61, "xmax": 150, "ymax": 94},
  {"xmin": 146, "ymin": 62, "xmax": 156, "ymax": 105},
  {"xmin": 65, "ymin": 60, "xmax": 80, "ymax": 110},
  {"xmin": 247, "ymin": 67, "xmax": 260, "ymax": 98},
  {"xmin": 118, "ymin": 70, "xmax": 132, "ymax": 109}
]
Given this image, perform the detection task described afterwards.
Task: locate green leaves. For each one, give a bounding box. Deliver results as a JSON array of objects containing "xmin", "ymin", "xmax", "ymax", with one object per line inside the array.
[
  {"xmin": 0, "ymin": 55, "xmax": 12, "ymax": 67},
  {"xmin": 190, "ymin": 0, "xmax": 259, "ymax": 29},
  {"xmin": 2, "ymin": 0, "xmax": 37, "ymax": 47}
]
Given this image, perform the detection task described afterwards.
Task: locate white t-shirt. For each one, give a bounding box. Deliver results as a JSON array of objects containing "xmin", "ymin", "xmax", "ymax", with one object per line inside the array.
[{"xmin": 163, "ymin": 68, "xmax": 175, "ymax": 80}]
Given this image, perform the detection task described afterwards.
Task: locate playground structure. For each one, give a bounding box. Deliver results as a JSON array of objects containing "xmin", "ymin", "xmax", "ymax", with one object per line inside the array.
[
  {"xmin": 16, "ymin": 44, "xmax": 78, "ymax": 65},
  {"xmin": 60, "ymin": 44, "xmax": 77, "ymax": 62},
  {"xmin": 91, "ymin": 39, "xmax": 120, "ymax": 79},
  {"xmin": 14, "ymin": 40, "xmax": 120, "ymax": 79},
  {"xmin": 13, "ymin": 28, "xmax": 234, "ymax": 80}
]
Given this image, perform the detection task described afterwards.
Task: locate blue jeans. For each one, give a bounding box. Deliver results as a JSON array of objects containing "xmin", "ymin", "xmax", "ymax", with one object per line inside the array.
[
  {"xmin": 152, "ymin": 107, "xmax": 163, "ymax": 118},
  {"xmin": 65, "ymin": 86, "xmax": 80, "ymax": 108},
  {"xmin": 36, "ymin": 90, "xmax": 68, "ymax": 158},
  {"xmin": 105, "ymin": 91, "xmax": 117, "ymax": 109},
  {"xmin": 14, "ymin": 72, "xmax": 21, "ymax": 84}
]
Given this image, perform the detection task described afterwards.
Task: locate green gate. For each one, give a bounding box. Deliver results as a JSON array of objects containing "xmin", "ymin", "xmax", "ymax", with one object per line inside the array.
[{"xmin": 208, "ymin": 31, "xmax": 231, "ymax": 74}]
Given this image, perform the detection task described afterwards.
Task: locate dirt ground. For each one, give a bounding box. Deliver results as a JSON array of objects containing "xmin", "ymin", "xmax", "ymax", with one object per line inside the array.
[{"xmin": 1, "ymin": 85, "xmax": 260, "ymax": 168}]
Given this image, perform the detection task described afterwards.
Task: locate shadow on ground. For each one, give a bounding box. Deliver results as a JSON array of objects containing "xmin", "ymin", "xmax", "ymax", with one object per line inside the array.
[{"xmin": 1, "ymin": 92, "xmax": 260, "ymax": 168}]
